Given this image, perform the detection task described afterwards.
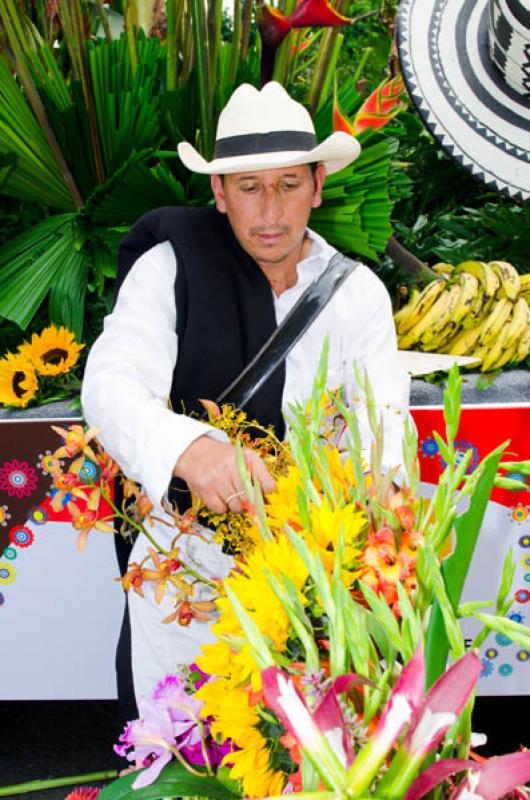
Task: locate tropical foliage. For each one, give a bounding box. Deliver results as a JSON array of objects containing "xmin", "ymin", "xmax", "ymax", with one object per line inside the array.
[{"xmin": 0, "ymin": 0, "xmax": 404, "ymax": 352}]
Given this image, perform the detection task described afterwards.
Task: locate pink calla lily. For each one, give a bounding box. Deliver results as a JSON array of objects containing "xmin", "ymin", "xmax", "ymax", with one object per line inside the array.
[
  {"xmin": 258, "ymin": 5, "xmax": 292, "ymax": 48},
  {"xmin": 288, "ymin": 0, "xmax": 351, "ymax": 28}
]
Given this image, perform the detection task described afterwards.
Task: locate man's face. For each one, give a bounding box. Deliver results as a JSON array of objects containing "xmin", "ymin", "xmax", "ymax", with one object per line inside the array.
[{"xmin": 210, "ymin": 164, "xmax": 326, "ymax": 267}]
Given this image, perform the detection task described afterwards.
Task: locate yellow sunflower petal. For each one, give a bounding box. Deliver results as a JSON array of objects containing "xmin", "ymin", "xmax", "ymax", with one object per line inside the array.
[
  {"xmin": 0, "ymin": 353, "xmax": 38, "ymax": 408},
  {"xmin": 19, "ymin": 324, "xmax": 84, "ymax": 377}
]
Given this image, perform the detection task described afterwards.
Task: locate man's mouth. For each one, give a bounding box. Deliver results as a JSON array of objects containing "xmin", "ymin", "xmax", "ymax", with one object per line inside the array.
[{"xmin": 255, "ymin": 232, "xmax": 284, "ymax": 244}]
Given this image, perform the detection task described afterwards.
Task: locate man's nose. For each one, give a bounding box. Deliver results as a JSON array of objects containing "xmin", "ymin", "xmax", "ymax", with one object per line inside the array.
[{"xmin": 260, "ymin": 187, "xmax": 283, "ymax": 224}]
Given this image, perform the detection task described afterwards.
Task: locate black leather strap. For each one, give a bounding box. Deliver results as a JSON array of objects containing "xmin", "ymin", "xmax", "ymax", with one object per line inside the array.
[{"xmin": 216, "ymin": 252, "xmax": 360, "ymax": 410}]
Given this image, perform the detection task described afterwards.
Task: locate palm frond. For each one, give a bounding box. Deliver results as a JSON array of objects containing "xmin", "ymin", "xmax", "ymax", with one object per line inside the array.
[
  {"xmin": 0, "ymin": 214, "xmax": 81, "ymax": 329},
  {"xmin": 48, "ymin": 244, "xmax": 89, "ymax": 339},
  {"xmin": 89, "ymin": 34, "xmax": 164, "ymax": 174},
  {"xmin": 0, "ymin": 56, "xmax": 75, "ymax": 209}
]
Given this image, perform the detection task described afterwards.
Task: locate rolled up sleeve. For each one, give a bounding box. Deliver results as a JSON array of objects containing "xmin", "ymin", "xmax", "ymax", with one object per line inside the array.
[{"xmin": 81, "ymin": 241, "xmax": 218, "ymax": 508}]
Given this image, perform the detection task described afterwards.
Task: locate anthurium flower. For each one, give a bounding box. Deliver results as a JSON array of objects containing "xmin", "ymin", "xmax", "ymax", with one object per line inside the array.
[
  {"xmin": 289, "ymin": 0, "xmax": 351, "ymax": 28},
  {"xmin": 450, "ymin": 752, "xmax": 530, "ymax": 800},
  {"xmin": 379, "ymin": 651, "xmax": 481, "ymax": 796},
  {"xmin": 344, "ymin": 645, "xmax": 425, "ymax": 797},
  {"xmin": 258, "ymin": 5, "xmax": 292, "ymax": 49},
  {"xmin": 261, "ymin": 666, "xmax": 347, "ymax": 789},
  {"xmin": 404, "ymin": 759, "xmax": 475, "ymax": 800}
]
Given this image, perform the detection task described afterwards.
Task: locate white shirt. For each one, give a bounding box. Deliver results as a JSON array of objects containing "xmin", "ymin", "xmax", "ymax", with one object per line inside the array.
[
  {"xmin": 81, "ymin": 226, "xmax": 411, "ymax": 699},
  {"xmin": 82, "ymin": 228, "xmax": 410, "ymax": 506}
]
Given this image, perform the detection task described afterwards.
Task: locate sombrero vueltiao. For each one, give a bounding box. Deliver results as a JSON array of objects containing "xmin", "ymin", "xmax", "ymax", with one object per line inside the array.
[{"xmin": 397, "ymin": 0, "xmax": 530, "ymax": 202}]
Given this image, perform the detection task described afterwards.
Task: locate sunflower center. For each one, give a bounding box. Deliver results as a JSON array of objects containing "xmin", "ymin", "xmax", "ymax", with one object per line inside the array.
[
  {"xmin": 42, "ymin": 348, "xmax": 68, "ymax": 365},
  {"xmin": 12, "ymin": 371, "xmax": 27, "ymax": 398}
]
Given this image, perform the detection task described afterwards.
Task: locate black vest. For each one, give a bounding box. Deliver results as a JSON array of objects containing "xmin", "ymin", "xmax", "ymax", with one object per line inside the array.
[{"xmin": 116, "ymin": 206, "xmax": 286, "ymax": 515}]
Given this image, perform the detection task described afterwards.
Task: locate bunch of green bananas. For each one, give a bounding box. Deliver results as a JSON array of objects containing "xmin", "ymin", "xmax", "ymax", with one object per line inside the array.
[{"xmin": 395, "ymin": 261, "xmax": 530, "ymax": 372}]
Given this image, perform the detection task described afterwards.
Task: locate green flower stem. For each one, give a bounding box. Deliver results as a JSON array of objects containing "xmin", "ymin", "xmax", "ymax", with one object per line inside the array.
[
  {"xmin": 191, "ymin": 0, "xmax": 213, "ymax": 157},
  {"xmin": 0, "ymin": 770, "xmax": 118, "ymax": 797},
  {"xmin": 98, "ymin": 484, "xmax": 219, "ymax": 590}
]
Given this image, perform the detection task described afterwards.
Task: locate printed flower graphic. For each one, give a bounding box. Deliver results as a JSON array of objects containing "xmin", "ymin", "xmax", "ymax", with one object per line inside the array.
[{"xmin": 0, "ymin": 459, "xmax": 39, "ymax": 499}]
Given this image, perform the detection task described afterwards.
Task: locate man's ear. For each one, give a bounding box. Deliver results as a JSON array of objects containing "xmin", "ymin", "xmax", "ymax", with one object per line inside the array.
[
  {"xmin": 311, "ymin": 163, "xmax": 326, "ymax": 209},
  {"xmin": 210, "ymin": 174, "xmax": 227, "ymax": 213}
]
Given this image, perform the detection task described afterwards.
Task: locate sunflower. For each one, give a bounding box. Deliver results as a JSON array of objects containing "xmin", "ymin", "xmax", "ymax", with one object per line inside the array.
[
  {"xmin": 0, "ymin": 353, "xmax": 38, "ymax": 408},
  {"xmin": 19, "ymin": 325, "xmax": 84, "ymax": 376}
]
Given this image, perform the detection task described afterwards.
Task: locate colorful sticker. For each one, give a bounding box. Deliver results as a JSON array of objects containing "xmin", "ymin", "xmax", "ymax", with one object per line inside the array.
[
  {"xmin": 0, "ymin": 562, "xmax": 16, "ymax": 584},
  {"xmin": 0, "ymin": 504, "xmax": 10, "ymax": 527},
  {"xmin": 9, "ymin": 525, "xmax": 34, "ymax": 548}
]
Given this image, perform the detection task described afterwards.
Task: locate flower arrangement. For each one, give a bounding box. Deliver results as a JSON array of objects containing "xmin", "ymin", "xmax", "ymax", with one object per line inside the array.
[
  {"xmin": 0, "ymin": 324, "xmax": 84, "ymax": 408},
  {"xmin": 41, "ymin": 351, "xmax": 530, "ymax": 800}
]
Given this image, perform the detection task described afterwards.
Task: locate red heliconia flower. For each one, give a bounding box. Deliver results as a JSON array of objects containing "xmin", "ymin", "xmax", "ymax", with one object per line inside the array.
[
  {"xmin": 64, "ymin": 788, "xmax": 101, "ymax": 800},
  {"xmin": 289, "ymin": 0, "xmax": 351, "ymax": 28},
  {"xmin": 352, "ymin": 75, "xmax": 407, "ymax": 134},
  {"xmin": 258, "ymin": 5, "xmax": 292, "ymax": 48},
  {"xmin": 333, "ymin": 75, "xmax": 407, "ymax": 137}
]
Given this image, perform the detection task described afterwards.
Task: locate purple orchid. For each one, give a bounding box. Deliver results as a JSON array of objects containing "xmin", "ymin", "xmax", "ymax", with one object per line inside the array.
[
  {"xmin": 115, "ymin": 673, "xmax": 230, "ymax": 788},
  {"xmin": 114, "ymin": 695, "xmax": 179, "ymax": 789}
]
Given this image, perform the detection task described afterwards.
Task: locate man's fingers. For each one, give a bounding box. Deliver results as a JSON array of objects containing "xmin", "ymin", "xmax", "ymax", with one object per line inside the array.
[{"xmin": 245, "ymin": 451, "xmax": 276, "ymax": 494}]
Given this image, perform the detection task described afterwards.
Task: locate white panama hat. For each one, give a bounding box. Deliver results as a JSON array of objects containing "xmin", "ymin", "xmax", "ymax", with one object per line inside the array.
[
  {"xmin": 177, "ymin": 81, "xmax": 361, "ymax": 176},
  {"xmin": 397, "ymin": 0, "xmax": 530, "ymax": 202}
]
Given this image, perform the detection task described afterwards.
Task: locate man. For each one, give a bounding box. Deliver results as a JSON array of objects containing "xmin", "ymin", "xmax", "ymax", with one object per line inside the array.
[{"xmin": 82, "ymin": 81, "xmax": 410, "ymax": 706}]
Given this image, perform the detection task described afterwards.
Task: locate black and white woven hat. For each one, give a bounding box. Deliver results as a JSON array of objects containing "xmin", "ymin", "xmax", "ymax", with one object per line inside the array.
[{"xmin": 397, "ymin": 0, "xmax": 530, "ymax": 202}]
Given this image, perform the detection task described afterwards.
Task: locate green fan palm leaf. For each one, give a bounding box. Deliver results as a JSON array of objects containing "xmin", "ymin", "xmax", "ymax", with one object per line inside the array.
[
  {"xmin": 0, "ymin": 214, "xmax": 82, "ymax": 329},
  {"xmin": 0, "ymin": 57, "xmax": 74, "ymax": 209}
]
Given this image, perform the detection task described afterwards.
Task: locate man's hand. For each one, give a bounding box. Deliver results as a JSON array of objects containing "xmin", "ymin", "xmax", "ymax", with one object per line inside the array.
[{"xmin": 173, "ymin": 435, "xmax": 276, "ymax": 514}]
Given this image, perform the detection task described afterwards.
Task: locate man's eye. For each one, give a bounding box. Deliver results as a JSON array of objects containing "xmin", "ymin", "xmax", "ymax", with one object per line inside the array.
[
  {"xmin": 241, "ymin": 185, "xmax": 258, "ymax": 193},
  {"xmin": 283, "ymin": 183, "xmax": 300, "ymax": 191}
]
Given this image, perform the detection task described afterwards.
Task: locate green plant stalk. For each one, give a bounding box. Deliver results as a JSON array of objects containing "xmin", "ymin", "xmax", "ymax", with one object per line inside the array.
[
  {"xmin": 228, "ymin": 0, "xmax": 242, "ymax": 84},
  {"xmin": 95, "ymin": 0, "xmax": 113, "ymax": 41},
  {"xmin": 208, "ymin": 0, "xmax": 224, "ymax": 87},
  {"xmin": 315, "ymin": 32, "xmax": 343, "ymax": 113},
  {"xmin": 57, "ymin": 0, "xmax": 106, "ymax": 183},
  {"xmin": 271, "ymin": 0, "xmax": 297, "ymax": 85},
  {"xmin": 166, "ymin": 0, "xmax": 180, "ymax": 90},
  {"xmin": 125, "ymin": 0, "xmax": 139, "ymax": 74},
  {"xmin": 0, "ymin": 0, "xmax": 83, "ymax": 207},
  {"xmin": 308, "ymin": 0, "xmax": 345, "ymax": 115},
  {"xmin": 0, "ymin": 771, "xmax": 118, "ymax": 797},
  {"xmin": 191, "ymin": 0, "xmax": 213, "ymax": 156},
  {"xmin": 240, "ymin": 0, "xmax": 253, "ymax": 61},
  {"xmin": 424, "ymin": 445, "xmax": 505, "ymax": 688}
]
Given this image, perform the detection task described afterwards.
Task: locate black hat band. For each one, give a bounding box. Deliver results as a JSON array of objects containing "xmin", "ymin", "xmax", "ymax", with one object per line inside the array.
[{"xmin": 214, "ymin": 131, "xmax": 318, "ymax": 159}]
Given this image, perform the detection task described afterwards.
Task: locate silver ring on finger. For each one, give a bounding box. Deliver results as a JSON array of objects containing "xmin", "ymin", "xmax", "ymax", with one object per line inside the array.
[{"xmin": 224, "ymin": 490, "xmax": 246, "ymax": 505}]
